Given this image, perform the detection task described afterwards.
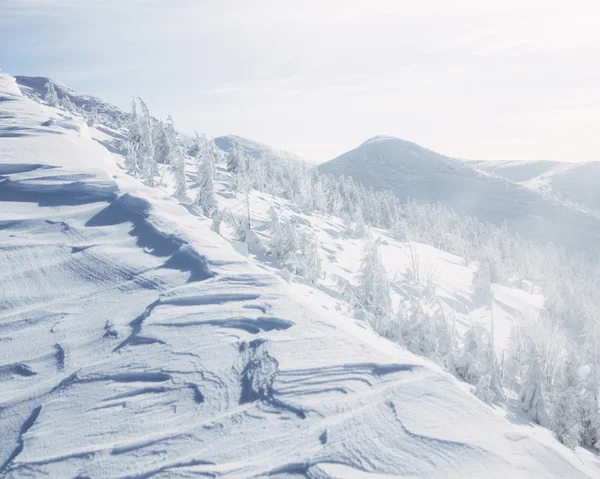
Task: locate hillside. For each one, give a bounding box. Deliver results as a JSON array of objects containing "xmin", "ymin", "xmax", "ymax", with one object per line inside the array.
[
  {"xmin": 15, "ymin": 75, "xmax": 128, "ymax": 129},
  {"xmin": 215, "ymin": 134, "xmax": 307, "ymax": 164},
  {"xmin": 468, "ymin": 159, "xmax": 600, "ymax": 214},
  {"xmin": 2, "ymin": 74, "xmax": 599, "ymax": 478},
  {"xmin": 319, "ymin": 136, "xmax": 600, "ymax": 258}
]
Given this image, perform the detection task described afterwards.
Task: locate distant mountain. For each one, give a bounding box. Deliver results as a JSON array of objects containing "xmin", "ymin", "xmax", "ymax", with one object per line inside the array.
[
  {"xmin": 468, "ymin": 159, "xmax": 600, "ymax": 213},
  {"xmin": 319, "ymin": 135, "xmax": 600, "ymax": 257},
  {"xmin": 215, "ymin": 134, "xmax": 307, "ymax": 164},
  {"xmin": 15, "ymin": 76, "xmax": 128, "ymax": 129}
]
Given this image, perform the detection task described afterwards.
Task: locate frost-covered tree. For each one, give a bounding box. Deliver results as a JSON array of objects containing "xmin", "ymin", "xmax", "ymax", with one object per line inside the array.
[
  {"xmin": 188, "ymin": 131, "xmax": 203, "ymax": 158},
  {"xmin": 475, "ymin": 375, "xmax": 495, "ymax": 405},
  {"xmin": 152, "ymin": 120, "xmax": 171, "ymax": 165},
  {"xmin": 354, "ymin": 208, "xmax": 367, "ymax": 238},
  {"xmin": 195, "ymin": 154, "xmax": 217, "ymax": 217},
  {"xmin": 269, "ymin": 214, "xmax": 297, "ymax": 263},
  {"xmin": 211, "ymin": 209, "xmax": 222, "ymax": 235},
  {"xmin": 87, "ymin": 106, "xmax": 99, "ymax": 126},
  {"xmin": 399, "ymin": 298, "xmax": 436, "ymax": 358},
  {"xmin": 227, "ymin": 142, "xmax": 243, "ymax": 173},
  {"xmin": 455, "ymin": 324, "xmax": 484, "ymax": 384},
  {"xmin": 476, "ymin": 316, "xmax": 505, "ymax": 404},
  {"xmin": 290, "ymin": 232, "xmax": 322, "ymax": 283},
  {"xmin": 125, "ymin": 99, "xmax": 141, "ymax": 175},
  {"xmin": 472, "ymin": 261, "xmax": 492, "ymax": 307},
  {"xmin": 552, "ymin": 354, "xmax": 582, "ymax": 447},
  {"xmin": 519, "ymin": 343, "xmax": 549, "ymax": 427},
  {"xmin": 44, "ymin": 80, "xmax": 59, "ymax": 106},
  {"xmin": 137, "ymin": 98, "xmax": 157, "ymax": 186},
  {"xmin": 164, "ymin": 116, "xmax": 187, "ymax": 197},
  {"xmin": 580, "ymin": 366, "xmax": 600, "ymax": 450},
  {"xmin": 356, "ymin": 236, "xmax": 391, "ymax": 320},
  {"xmin": 59, "ymin": 95, "xmax": 76, "ymax": 113}
]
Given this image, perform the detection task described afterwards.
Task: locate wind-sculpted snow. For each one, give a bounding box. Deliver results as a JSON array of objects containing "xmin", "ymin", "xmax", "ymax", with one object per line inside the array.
[{"xmin": 1, "ymin": 73, "xmax": 598, "ymax": 478}]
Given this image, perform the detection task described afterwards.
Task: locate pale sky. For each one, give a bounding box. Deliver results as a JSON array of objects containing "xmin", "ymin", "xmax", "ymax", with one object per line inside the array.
[{"xmin": 2, "ymin": 0, "xmax": 599, "ymax": 163}]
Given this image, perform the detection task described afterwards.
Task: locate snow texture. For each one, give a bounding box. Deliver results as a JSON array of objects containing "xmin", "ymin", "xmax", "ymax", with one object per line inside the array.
[{"xmin": 1, "ymin": 73, "xmax": 599, "ymax": 478}]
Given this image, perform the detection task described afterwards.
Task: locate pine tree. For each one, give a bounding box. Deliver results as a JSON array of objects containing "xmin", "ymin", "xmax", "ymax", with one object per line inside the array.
[
  {"xmin": 211, "ymin": 209, "xmax": 222, "ymax": 235},
  {"xmin": 137, "ymin": 98, "xmax": 157, "ymax": 186},
  {"xmin": 125, "ymin": 99, "xmax": 141, "ymax": 176},
  {"xmin": 473, "ymin": 261, "xmax": 492, "ymax": 307},
  {"xmin": 44, "ymin": 80, "xmax": 59, "ymax": 106},
  {"xmin": 195, "ymin": 154, "xmax": 217, "ymax": 217},
  {"xmin": 552, "ymin": 354, "xmax": 582, "ymax": 447},
  {"xmin": 152, "ymin": 120, "xmax": 170, "ymax": 165},
  {"xmin": 356, "ymin": 236, "xmax": 391, "ymax": 320},
  {"xmin": 290, "ymin": 232, "xmax": 321, "ymax": 283},
  {"xmin": 354, "ymin": 208, "xmax": 367, "ymax": 238},
  {"xmin": 456, "ymin": 324, "xmax": 484, "ymax": 384},
  {"xmin": 400, "ymin": 298, "xmax": 436, "ymax": 358},
  {"xmin": 477, "ymin": 313, "xmax": 505, "ymax": 404},
  {"xmin": 164, "ymin": 116, "xmax": 186, "ymax": 197},
  {"xmin": 270, "ymin": 217, "xmax": 297, "ymax": 262},
  {"xmin": 580, "ymin": 367, "xmax": 600, "ymax": 450},
  {"xmin": 519, "ymin": 343, "xmax": 549, "ymax": 427},
  {"xmin": 87, "ymin": 106, "xmax": 99, "ymax": 126},
  {"xmin": 227, "ymin": 143, "xmax": 242, "ymax": 173},
  {"xmin": 59, "ymin": 95, "xmax": 76, "ymax": 113}
]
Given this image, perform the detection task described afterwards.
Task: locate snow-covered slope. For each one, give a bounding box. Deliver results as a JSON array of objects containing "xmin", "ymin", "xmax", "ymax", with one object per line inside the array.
[
  {"xmin": 319, "ymin": 136, "xmax": 600, "ymax": 258},
  {"xmin": 1, "ymin": 74, "xmax": 599, "ymax": 478},
  {"xmin": 215, "ymin": 134, "xmax": 307, "ymax": 164},
  {"xmin": 15, "ymin": 75, "xmax": 128, "ymax": 129},
  {"xmin": 469, "ymin": 159, "xmax": 600, "ymax": 214}
]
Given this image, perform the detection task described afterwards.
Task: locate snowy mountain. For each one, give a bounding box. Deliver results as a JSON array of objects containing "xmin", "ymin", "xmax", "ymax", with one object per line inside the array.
[
  {"xmin": 319, "ymin": 135, "xmax": 600, "ymax": 258},
  {"xmin": 2, "ymin": 73, "xmax": 600, "ymax": 478},
  {"xmin": 468, "ymin": 159, "xmax": 600, "ymax": 214},
  {"xmin": 215, "ymin": 134, "xmax": 307, "ymax": 164}
]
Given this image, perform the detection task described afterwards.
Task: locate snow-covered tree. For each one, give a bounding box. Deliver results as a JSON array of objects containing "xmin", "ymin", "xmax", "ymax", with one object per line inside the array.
[
  {"xmin": 269, "ymin": 215, "xmax": 297, "ymax": 263},
  {"xmin": 152, "ymin": 120, "xmax": 170, "ymax": 165},
  {"xmin": 44, "ymin": 80, "xmax": 59, "ymax": 106},
  {"xmin": 476, "ymin": 316, "xmax": 505, "ymax": 404},
  {"xmin": 195, "ymin": 154, "xmax": 217, "ymax": 217},
  {"xmin": 137, "ymin": 98, "xmax": 157, "ymax": 186},
  {"xmin": 211, "ymin": 209, "xmax": 222, "ymax": 235},
  {"xmin": 354, "ymin": 208, "xmax": 367, "ymax": 238},
  {"xmin": 59, "ymin": 95, "xmax": 76, "ymax": 113},
  {"xmin": 475, "ymin": 374, "xmax": 496, "ymax": 405},
  {"xmin": 227, "ymin": 142, "xmax": 243, "ymax": 173},
  {"xmin": 290, "ymin": 232, "xmax": 322, "ymax": 283},
  {"xmin": 86, "ymin": 106, "xmax": 99, "ymax": 126},
  {"xmin": 552, "ymin": 354, "xmax": 582, "ymax": 447},
  {"xmin": 125, "ymin": 99, "xmax": 141, "ymax": 176},
  {"xmin": 163, "ymin": 116, "xmax": 186, "ymax": 197},
  {"xmin": 472, "ymin": 261, "xmax": 492, "ymax": 307},
  {"xmin": 399, "ymin": 298, "xmax": 436, "ymax": 358},
  {"xmin": 456, "ymin": 324, "xmax": 484, "ymax": 384},
  {"xmin": 519, "ymin": 343, "xmax": 549, "ymax": 427},
  {"xmin": 356, "ymin": 236, "xmax": 391, "ymax": 320},
  {"xmin": 580, "ymin": 366, "xmax": 600, "ymax": 450}
]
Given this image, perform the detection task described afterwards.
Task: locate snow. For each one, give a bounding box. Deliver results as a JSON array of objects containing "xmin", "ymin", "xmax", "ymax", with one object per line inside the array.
[
  {"xmin": 1, "ymin": 73, "xmax": 600, "ymax": 478},
  {"xmin": 470, "ymin": 159, "xmax": 600, "ymax": 215},
  {"xmin": 319, "ymin": 135, "xmax": 600, "ymax": 259},
  {"xmin": 215, "ymin": 134, "xmax": 308, "ymax": 165}
]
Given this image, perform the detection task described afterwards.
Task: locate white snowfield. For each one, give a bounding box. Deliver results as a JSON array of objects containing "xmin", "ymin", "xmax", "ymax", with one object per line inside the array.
[{"xmin": 1, "ymin": 73, "xmax": 598, "ymax": 479}]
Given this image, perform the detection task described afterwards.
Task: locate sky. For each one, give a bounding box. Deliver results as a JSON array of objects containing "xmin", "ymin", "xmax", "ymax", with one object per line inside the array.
[{"xmin": 2, "ymin": 0, "xmax": 600, "ymax": 163}]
